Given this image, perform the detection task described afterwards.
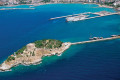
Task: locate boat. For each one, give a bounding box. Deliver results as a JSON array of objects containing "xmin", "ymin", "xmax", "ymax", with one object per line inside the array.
[
  {"xmin": 89, "ymin": 37, "xmax": 103, "ymax": 40},
  {"xmin": 111, "ymin": 35, "xmax": 117, "ymax": 37}
]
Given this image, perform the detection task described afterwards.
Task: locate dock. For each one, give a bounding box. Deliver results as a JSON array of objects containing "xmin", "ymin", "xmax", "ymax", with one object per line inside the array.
[
  {"xmin": 66, "ymin": 11, "xmax": 119, "ymax": 22},
  {"xmin": 71, "ymin": 36, "xmax": 120, "ymax": 45},
  {"xmin": 49, "ymin": 12, "xmax": 91, "ymax": 20},
  {"xmin": 49, "ymin": 11, "xmax": 120, "ymax": 21},
  {"xmin": 0, "ymin": 8, "xmax": 35, "ymax": 10},
  {"xmin": 82, "ymin": 12, "xmax": 119, "ymax": 21},
  {"xmin": 84, "ymin": 12, "xmax": 118, "ymax": 20}
]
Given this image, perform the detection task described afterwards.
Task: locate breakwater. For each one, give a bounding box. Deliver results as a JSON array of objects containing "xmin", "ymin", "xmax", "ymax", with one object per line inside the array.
[
  {"xmin": 49, "ymin": 12, "xmax": 91, "ymax": 20},
  {"xmin": 49, "ymin": 11, "xmax": 120, "ymax": 21},
  {"xmin": 71, "ymin": 36, "xmax": 120, "ymax": 45},
  {"xmin": 0, "ymin": 8, "xmax": 35, "ymax": 10}
]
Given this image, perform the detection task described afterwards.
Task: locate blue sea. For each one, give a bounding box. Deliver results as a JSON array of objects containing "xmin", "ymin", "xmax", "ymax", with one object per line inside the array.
[{"xmin": 0, "ymin": 3, "xmax": 120, "ymax": 80}]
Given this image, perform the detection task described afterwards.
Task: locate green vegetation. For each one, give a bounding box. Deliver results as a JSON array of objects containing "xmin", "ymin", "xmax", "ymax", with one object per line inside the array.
[
  {"xmin": 42, "ymin": 0, "xmax": 50, "ymax": 3},
  {"xmin": 5, "ymin": 39, "xmax": 62, "ymax": 62},
  {"xmin": 16, "ymin": 54, "xmax": 23, "ymax": 58},
  {"xmin": 30, "ymin": 52, "xmax": 35, "ymax": 56},
  {"xmin": 15, "ymin": 46, "xmax": 26, "ymax": 55},
  {"xmin": 0, "ymin": 4, "xmax": 4, "ymax": 6},
  {"xmin": 34, "ymin": 39, "xmax": 63, "ymax": 49},
  {"xmin": 116, "ymin": 4, "xmax": 120, "ymax": 8},
  {"xmin": 19, "ymin": 0, "xmax": 31, "ymax": 4},
  {"xmin": 6, "ymin": 46, "xmax": 26, "ymax": 62},
  {"xmin": 6, "ymin": 56, "xmax": 15, "ymax": 62},
  {"xmin": 32, "ymin": 52, "xmax": 35, "ymax": 56},
  {"xmin": 26, "ymin": 55, "xmax": 28, "ymax": 57},
  {"xmin": 104, "ymin": 2, "xmax": 114, "ymax": 6}
]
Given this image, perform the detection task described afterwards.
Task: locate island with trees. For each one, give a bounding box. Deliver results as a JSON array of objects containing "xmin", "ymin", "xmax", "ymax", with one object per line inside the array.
[
  {"xmin": 0, "ymin": 39, "xmax": 71, "ymax": 71},
  {"xmin": 0, "ymin": 35, "xmax": 120, "ymax": 71}
]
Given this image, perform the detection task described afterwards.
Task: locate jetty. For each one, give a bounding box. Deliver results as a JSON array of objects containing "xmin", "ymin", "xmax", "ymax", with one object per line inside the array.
[
  {"xmin": 0, "ymin": 34, "xmax": 120, "ymax": 72},
  {"xmin": 71, "ymin": 35, "xmax": 120, "ymax": 45},
  {"xmin": 0, "ymin": 8, "xmax": 35, "ymax": 10},
  {"xmin": 49, "ymin": 11, "xmax": 120, "ymax": 21},
  {"xmin": 49, "ymin": 12, "xmax": 91, "ymax": 20},
  {"xmin": 66, "ymin": 11, "xmax": 119, "ymax": 22}
]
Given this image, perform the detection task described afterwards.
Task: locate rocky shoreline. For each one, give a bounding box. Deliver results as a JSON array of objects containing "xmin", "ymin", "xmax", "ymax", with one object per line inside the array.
[
  {"xmin": 0, "ymin": 35, "xmax": 120, "ymax": 72},
  {"xmin": 0, "ymin": 39, "xmax": 71, "ymax": 72}
]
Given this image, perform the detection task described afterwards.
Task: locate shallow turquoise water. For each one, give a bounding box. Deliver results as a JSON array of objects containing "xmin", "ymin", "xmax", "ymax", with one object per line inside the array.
[{"xmin": 0, "ymin": 3, "xmax": 120, "ymax": 80}]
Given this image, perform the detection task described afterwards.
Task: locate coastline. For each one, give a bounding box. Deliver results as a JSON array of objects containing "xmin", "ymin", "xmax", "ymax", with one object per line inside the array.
[
  {"xmin": 0, "ymin": 2, "xmax": 118, "ymax": 72},
  {"xmin": 0, "ymin": 8, "xmax": 35, "ymax": 10},
  {"xmin": 0, "ymin": 2, "xmax": 117, "ymax": 11},
  {"xmin": 0, "ymin": 2, "xmax": 120, "ymax": 80},
  {"xmin": 0, "ymin": 35, "xmax": 120, "ymax": 72},
  {"xmin": 0, "ymin": 42, "xmax": 71, "ymax": 72}
]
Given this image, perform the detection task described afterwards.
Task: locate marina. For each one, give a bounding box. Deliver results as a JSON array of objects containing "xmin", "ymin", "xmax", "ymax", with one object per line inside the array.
[
  {"xmin": 49, "ymin": 11, "xmax": 120, "ymax": 21},
  {"xmin": 66, "ymin": 14, "xmax": 89, "ymax": 21},
  {"xmin": 49, "ymin": 12, "xmax": 91, "ymax": 20}
]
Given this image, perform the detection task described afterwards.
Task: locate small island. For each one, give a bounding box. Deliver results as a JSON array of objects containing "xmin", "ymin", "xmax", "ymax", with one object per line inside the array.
[
  {"xmin": 0, "ymin": 39, "xmax": 71, "ymax": 71},
  {"xmin": 0, "ymin": 35, "xmax": 120, "ymax": 71}
]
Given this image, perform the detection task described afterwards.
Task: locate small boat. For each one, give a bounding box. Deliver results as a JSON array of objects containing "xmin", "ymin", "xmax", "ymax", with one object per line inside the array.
[{"xmin": 111, "ymin": 35, "xmax": 117, "ymax": 37}]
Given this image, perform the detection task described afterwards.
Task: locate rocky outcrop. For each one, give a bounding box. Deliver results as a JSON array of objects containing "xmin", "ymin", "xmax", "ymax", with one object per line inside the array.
[{"xmin": 0, "ymin": 39, "xmax": 71, "ymax": 71}]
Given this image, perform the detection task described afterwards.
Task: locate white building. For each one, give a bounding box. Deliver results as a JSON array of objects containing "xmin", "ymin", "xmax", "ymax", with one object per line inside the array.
[{"xmin": 114, "ymin": 1, "xmax": 120, "ymax": 6}]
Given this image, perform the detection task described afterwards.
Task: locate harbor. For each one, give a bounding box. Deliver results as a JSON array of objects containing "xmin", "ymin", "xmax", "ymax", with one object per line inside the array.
[
  {"xmin": 71, "ymin": 35, "xmax": 120, "ymax": 45},
  {"xmin": 49, "ymin": 11, "xmax": 120, "ymax": 22},
  {"xmin": 49, "ymin": 12, "xmax": 91, "ymax": 20}
]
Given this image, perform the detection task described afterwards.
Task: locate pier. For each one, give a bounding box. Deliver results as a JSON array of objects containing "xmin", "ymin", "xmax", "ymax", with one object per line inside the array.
[
  {"xmin": 49, "ymin": 11, "xmax": 120, "ymax": 21},
  {"xmin": 49, "ymin": 12, "xmax": 91, "ymax": 20},
  {"xmin": 84, "ymin": 12, "xmax": 118, "ymax": 20},
  {"xmin": 0, "ymin": 8, "xmax": 35, "ymax": 10},
  {"xmin": 66, "ymin": 11, "xmax": 119, "ymax": 22},
  {"xmin": 71, "ymin": 35, "xmax": 120, "ymax": 45}
]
